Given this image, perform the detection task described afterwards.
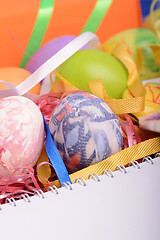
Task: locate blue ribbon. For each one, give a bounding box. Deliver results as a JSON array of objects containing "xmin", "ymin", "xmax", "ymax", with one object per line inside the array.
[{"xmin": 43, "ymin": 115, "xmax": 72, "ymax": 185}]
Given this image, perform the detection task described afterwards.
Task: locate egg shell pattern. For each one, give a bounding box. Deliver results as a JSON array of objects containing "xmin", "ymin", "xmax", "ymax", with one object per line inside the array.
[
  {"xmin": 49, "ymin": 92, "xmax": 123, "ymax": 173},
  {"xmin": 0, "ymin": 96, "xmax": 44, "ymax": 176}
]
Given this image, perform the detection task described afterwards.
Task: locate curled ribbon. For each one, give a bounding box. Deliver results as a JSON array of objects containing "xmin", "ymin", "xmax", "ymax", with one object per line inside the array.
[
  {"xmin": 19, "ymin": 0, "xmax": 112, "ymax": 68},
  {"xmin": 89, "ymin": 42, "xmax": 146, "ymax": 114},
  {"xmin": 19, "ymin": 0, "xmax": 55, "ymax": 68},
  {"xmin": 81, "ymin": 0, "xmax": 113, "ymax": 33}
]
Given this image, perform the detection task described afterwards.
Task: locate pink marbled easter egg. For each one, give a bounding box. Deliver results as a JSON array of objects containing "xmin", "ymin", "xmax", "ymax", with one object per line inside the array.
[{"xmin": 0, "ymin": 96, "xmax": 44, "ymax": 176}]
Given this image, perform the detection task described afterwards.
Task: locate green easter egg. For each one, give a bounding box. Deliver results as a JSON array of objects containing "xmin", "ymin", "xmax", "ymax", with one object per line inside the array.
[
  {"xmin": 57, "ymin": 49, "xmax": 128, "ymax": 99},
  {"xmin": 104, "ymin": 28, "xmax": 160, "ymax": 81}
]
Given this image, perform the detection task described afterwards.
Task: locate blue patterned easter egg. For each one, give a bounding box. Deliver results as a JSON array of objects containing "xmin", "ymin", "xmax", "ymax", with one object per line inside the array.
[{"xmin": 49, "ymin": 92, "xmax": 123, "ymax": 173}]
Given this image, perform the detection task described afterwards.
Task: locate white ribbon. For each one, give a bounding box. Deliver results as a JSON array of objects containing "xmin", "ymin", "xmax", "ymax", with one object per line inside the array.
[{"xmin": 0, "ymin": 32, "xmax": 99, "ymax": 100}]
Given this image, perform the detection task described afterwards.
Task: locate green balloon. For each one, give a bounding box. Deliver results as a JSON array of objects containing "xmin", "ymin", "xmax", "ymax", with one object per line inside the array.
[{"xmin": 56, "ymin": 49, "xmax": 128, "ymax": 99}]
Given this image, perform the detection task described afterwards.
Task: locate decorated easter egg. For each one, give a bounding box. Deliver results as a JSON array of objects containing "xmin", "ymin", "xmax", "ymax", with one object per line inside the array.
[
  {"xmin": 49, "ymin": 92, "xmax": 123, "ymax": 173},
  {"xmin": 56, "ymin": 49, "xmax": 128, "ymax": 99},
  {"xmin": 138, "ymin": 111, "xmax": 160, "ymax": 133},
  {"xmin": 103, "ymin": 28, "xmax": 160, "ymax": 81},
  {"xmin": 25, "ymin": 35, "xmax": 88, "ymax": 73},
  {"xmin": 0, "ymin": 67, "xmax": 41, "ymax": 95},
  {"xmin": 0, "ymin": 96, "xmax": 44, "ymax": 176}
]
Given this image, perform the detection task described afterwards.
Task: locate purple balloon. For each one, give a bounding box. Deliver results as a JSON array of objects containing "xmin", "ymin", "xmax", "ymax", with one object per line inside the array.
[{"xmin": 25, "ymin": 35, "xmax": 87, "ymax": 73}]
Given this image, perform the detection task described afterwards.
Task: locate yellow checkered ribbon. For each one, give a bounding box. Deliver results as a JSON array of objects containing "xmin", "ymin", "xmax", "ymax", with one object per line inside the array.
[
  {"xmin": 50, "ymin": 136, "xmax": 160, "ymax": 188},
  {"xmin": 88, "ymin": 79, "xmax": 145, "ymax": 114}
]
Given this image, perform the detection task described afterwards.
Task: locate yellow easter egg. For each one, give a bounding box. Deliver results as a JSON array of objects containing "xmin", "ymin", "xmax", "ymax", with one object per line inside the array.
[{"xmin": 0, "ymin": 67, "xmax": 41, "ymax": 95}]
